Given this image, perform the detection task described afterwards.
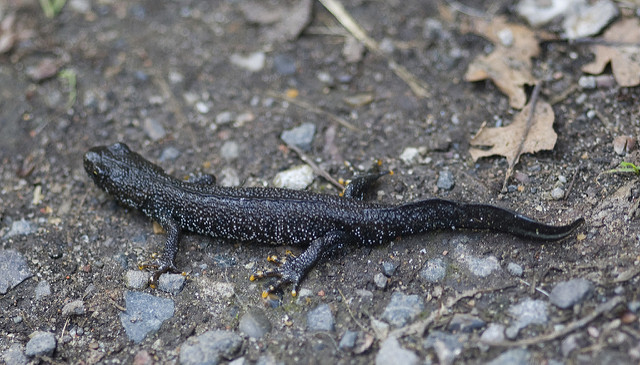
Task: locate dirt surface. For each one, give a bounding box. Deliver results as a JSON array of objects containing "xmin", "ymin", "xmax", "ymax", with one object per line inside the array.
[{"xmin": 1, "ymin": 0, "xmax": 639, "ymax": 364}]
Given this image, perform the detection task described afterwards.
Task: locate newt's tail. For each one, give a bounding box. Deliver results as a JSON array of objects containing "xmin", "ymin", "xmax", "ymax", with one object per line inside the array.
[{"xmin": 396, "ymin": 199, "xmax": 584, "ymax": 241}]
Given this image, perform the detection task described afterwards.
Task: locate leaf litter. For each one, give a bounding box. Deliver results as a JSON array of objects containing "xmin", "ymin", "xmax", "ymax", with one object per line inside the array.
[
  {"xmin": 463, "ymin": 16, "xmax": 539, "ymax": 109},
  {"xmin": 581, "ymin": 18, "xmax": 640, "ymax": 87}
]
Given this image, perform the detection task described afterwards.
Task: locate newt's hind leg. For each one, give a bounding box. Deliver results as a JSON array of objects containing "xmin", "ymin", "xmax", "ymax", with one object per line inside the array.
[
  {"xmin": 342, "ymin": 171, "xmax": 391, "ymax": 200},
  {"xmin": 251, "ymin": 231, "xmax": 349, "ymax": 297}
]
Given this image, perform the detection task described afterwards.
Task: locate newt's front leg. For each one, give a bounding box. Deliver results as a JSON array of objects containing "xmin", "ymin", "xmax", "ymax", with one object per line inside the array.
[
  {"xmin": 149, "ymin": 217, "xmax": 182, "ymax": 287},
  {"xmin": 251, "ymin": 231, "xmax": 350, "ymax": 297}
]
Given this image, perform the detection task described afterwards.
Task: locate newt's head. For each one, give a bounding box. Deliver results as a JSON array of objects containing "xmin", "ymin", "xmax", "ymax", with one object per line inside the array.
[{"xmin": 84, "ymin": 143, "xmax": 162, "ymax": 209}]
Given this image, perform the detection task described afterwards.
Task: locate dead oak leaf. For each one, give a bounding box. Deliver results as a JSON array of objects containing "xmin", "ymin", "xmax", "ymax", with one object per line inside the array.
[
  {"xmin": 464, "ymin": 16, "xmax": 539, "ymax": 109},
  {"xmin": 581, "ymin": 18, "xmax": 640, "ymax": 87},
  {"xmin": 469, "ymin": 100, "xmax": 556, "ymax": 166}
]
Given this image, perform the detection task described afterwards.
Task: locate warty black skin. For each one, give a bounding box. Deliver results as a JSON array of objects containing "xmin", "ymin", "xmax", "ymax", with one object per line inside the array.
[{"xmin": 84, "ymin": 143, "xmax": 585, "ymax": 295}]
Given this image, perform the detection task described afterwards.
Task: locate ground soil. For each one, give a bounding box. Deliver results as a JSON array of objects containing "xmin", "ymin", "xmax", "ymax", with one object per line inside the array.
[{"xmin": 1, "ymin": 0, "xmax": 639, "ymax": 364}]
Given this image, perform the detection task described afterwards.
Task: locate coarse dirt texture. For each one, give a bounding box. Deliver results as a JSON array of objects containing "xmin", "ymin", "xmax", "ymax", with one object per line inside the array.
[{"xmin": 1, "ymin": 0, "xmax": 639, "ymax": 364}]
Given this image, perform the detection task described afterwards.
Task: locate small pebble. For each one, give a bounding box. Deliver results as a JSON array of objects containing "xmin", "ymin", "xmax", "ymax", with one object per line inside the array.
[
  {"xmin": 399, "ymin": 147, "xmax": 421, "ymax": 165},
  {"xmin": 157, "ymin": 273, "xmax": 186, "ymax": 295},
  {"xmin": 239, "ymin": 309, "xmax": 272, "ymax": 339},
  {"xmin": 382, "ymin": 292, "xmax": 425, "ymax": 327},
  {"xmin": 179, "ymin": 330, "xmax": 242, "ymax": 365},
  {"xmin": 419, "ymin": 258, "xmax": 446, "ymax": 283},
  {"xmin": 551, "ymin": 187, "xmax": 565, "ymax": 200},
  {"xmin": 375, "ymin": 337, "xmax": 419, "ymax": 365},
  {"xmin": 486, "ymin": 348, "xmax": 530, "ymax": 365},
  {"xmin": 436, "ymin": 170, "xmax": 455, "ymax": 190},
  {"xmin": 338, "ymin": 330, "xmax": 358, "ymax": 349},
  {"xmin": 381, "ymin": 261, "xmax": 398, "ymax": 276},
  {"xmin": 220, "ymin": 167, "xmax": 240, "ymax": 187},
  {"xmin": 273, "ymin": 165, "xmax": 314, "ymax": 190},
  {"xmin": 35, "ymin": 280, "xmax": 52, "ymax": 300},
  {"xmin": 220, "ymin": 141, "xmax": 240, "ymax": 161},
  {"xmin": 62, "ymin": 300, "xmax": 86, "ymax": 317},
  {"xmin": 374, "ymin": 273, "xmax": 388, "ymax": 289},
  {"xmin": 125, "ymin": 270, "xmax": 149, "ymax": 289},
  {"xmin": 423, "ymin": 331, "xmax": 464, "ymax": 364},
  {"xmin": 0, "ymin": 250, "xmax": 33, "ymax": 295},
  {"xmin": 229, "ymin": 52, "xmax": 265, "ymax": 72},
  {"xmin": 307, "ymin": 304, "xmax": 335, "ymax": 332},
  {"xmin": 195, "ymin": 101, "xmax": 210, "ymax": 114},
  {"xmin": 507, "ymin": 262, "xmax": 523, "ymax": 277},
  {"xmin": 281, "ymin": 123, "xmax": 316, "ymax": 151},
  {"xmin": 316, "ymin": 71, "xmax": 334, "ymax": 85},
  {"xmin": 480, "ymin": 323, "xmax": 506, "ymax": 344},
  {"xmin": 119, "ymin": 291, "xmax": 175, "ymax": 343},
  {"xmin": 273, "ymin": 54, "xmax": 296, "ymax": 75},
  {"xmin": 215, "ymin": 111, "xmax": 234, "ymax": 125},
  {"xmin": 3, "ymin": 219, "xmax": 35, "ymax": 239},
  {"xmin": 578, "ymin": 76, "xmax": 597, "ymax": 89},
  {"xmin": 506, "ymin": 299, "xmax": 548, "ymax": 339},
  {"xmin": 3, "ymin": 343, "xmax": 27, "ymax": 365},
  {"xmin": 25, "ymin": 331, "xmax": 56, "ymax": 357},
  {"xmin": 159, "ymin": 147, "xmax": 180, "ymax": 162},
  {"xmin": 447, "ymin": 313, "xmax": 485, "ymax": 333},
  {"xmin": 549, "ymin": 278, "xmax": 593, "ymax": 309},
  {"xmin": 143, "ymin": 118, "xmax": 166, "ymax": 141}
]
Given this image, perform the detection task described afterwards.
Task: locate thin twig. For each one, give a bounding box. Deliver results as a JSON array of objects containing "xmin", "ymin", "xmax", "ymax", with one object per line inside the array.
[
  {"xmin": 563, "ymin": 163, "xmax": 581, "ymax": 200},
  {"xmin": 285, "ymin": 141, "xmax": 344, "ymax": 190},
  {"xmin": 266, "ymin": 91, "xmax": 358, "ymax": 131},
  {"xmin": 517, "ymin": 277, "xmax": 550, "ymax": 297},
  {"xmin": 338, "ymin": 288, "xmax": 370, "ymax": 333},
  {"xmin": 318, "ymin": 0, "xmax": 430, "ymax": 98},
  {"xmin": 502, "ymin": 83, "xmax": 541, "ymax": 192},
  {"xmin": 485, "ymin": 296, "xmax": 624, "ymax": 347}
]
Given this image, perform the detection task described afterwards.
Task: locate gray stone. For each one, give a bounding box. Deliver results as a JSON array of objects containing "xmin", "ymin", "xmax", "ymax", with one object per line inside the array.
[
  {"xmin": 399, "ymin": 147, "xmax": 421, "ymax": 165},
  {"xmin": 486, "ymin": 348, "xmax": 531, "ymax": 365},
  {"xmin": 179, "ymin": 330, "xmax": 243, "ymax": 365},
  {"xmin": 447, "ymin": 313, "xmax": 485, "ymax": 333},
  {"xmin": 338, "ymin": 330, "xmax": 358, "ymax": 349},
  {"xmin": 119, "ymin": 291, "xmax": 175, "ymax": 343},
  {"xmin": 159, "ymin": 147, "xmax": 181, "ymax": 162},
  {"xmin": 125, "ymin": 270, "xmax": 149, "ymax": 289},
  {"xmin": 420, "ymin": 258, "xmax": 446, "ymax": 283},
  {"xmin": 220, "ymin": 141, "xmax": 240, "ymax": 161},
  {"xmin": 506, "ymin": 299, "xmax": 548, "ymax": 339},
  {"xmin": 374, "ymin": 273, "xmax": 388, "ymax": 289},
  {"xmin": 215, "ymin": 111, "xmax": 234, "ymax": 125},
  {"xmin": 34, "ymin": 280, "xmax": 51, "ymax": 300},
  {"xmin": 437, "ymin": 170, "xmax": 455, "ymax": 190},
  {"xmin": 157, "ymin": 273, "xmax": 186, "ymax": 295},
  {"xmin": 61, "ymin": 300, "xmax": 86, "ymax": 317},
  {"xmin": 549, "ymin": 278, "xmax": 593, "ymax": 309},
  {"xmin": 480, "ymin": 323, "xmax": 506, "ymax": 344},
  {"xmin": 273, "ymin": 165, "xmax": 314, "ymax": 190},
  {"xmin": 375, "ymin": 337, "xmax": 419, "ymax": 365},
  {"xmin": 230, "ymin": 52, "xmax": 265, "ymax": 72},
  {"xmin": 0, "ymin": 250, "xmax": 33, "ymax": 294},
  {"xmin": 551, "ymin": 187, "xmax": 565, "ymax": 200},
  {"xmin": 239, "ymin": 309, "xmax": 272, "ymax": 339},
  {"xmin": 280, "ymin": 123, "xmax": 316, "ymax": 151},
  {"xmin": 220, "ymin": 167, "xmax": 240, "ymax": 187},
  {"xmin": 273, "ymin": 54, "xmax": 296, "ymax": 75},
  {"xmin": 3, "ymin": 343, "xmax": 27, "ymax": 365},
  {"xmin": 143, "ymin": 118, "xmax": 166, "ymax": 141},
  {"xmin": 507, "ymin": 262, "xmax": 523, "ymax": 277},
  {"xmin": 381, "ymin": 292, "xmax": 425, "ymax": 327},
  {"xmin": 25, "ymin": 331, "xmax": 56, "ymax": 357},
  {"xmin": 423, "ymin": 331, "xmax": 464, "ymax": 365},
  {"xmin": 3, "ymin": 219, "xmax": 35, "ymax": 239},
  {"xmin": 381, "ymin": 261, "xmax": 398, "ymax": 276},
  {"xmin": 307, "ymin": 303, "xmax": 334, "ymax": 331}
]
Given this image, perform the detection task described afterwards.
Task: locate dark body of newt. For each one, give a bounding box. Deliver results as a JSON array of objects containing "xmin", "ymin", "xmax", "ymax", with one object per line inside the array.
[{"xmin": 84, "ymin": 143, "xmax": 584, "ymax": 295}]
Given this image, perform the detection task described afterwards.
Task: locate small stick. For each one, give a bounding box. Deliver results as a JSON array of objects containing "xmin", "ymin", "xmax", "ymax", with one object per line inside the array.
[
  {"xmin": 266, "ymin": 91, "xmax": 358, "ymax": 131},
  {"xmin": 484, "ymin": 296, "xmax": 624, "ymax": 347},
  {"xmin": 318, "ymin": 0, "xmax": 430, "ymax": 98},
  {"xmin": 285, "ymin": 141, "xmax": 344, "ymax": 190}
]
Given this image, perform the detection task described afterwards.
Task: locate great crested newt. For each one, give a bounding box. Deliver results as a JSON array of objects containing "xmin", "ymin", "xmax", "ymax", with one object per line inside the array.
[{"xmin": 84, "ymin": 143, "xmax": 584, "ymax": 296}]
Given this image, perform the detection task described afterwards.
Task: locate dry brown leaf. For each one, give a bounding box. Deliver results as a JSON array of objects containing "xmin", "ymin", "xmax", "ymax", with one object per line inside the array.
[
  {"xmin": 469, "ymin": 100, "xmax": 556, "ymax": 166},
  {"xmin": 581, "ymin": 18, "xmax": 640, "ymax": 87},
  {"xmin": 464, "ymin": 16, "xmax": 539, "ymax": 109}
]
